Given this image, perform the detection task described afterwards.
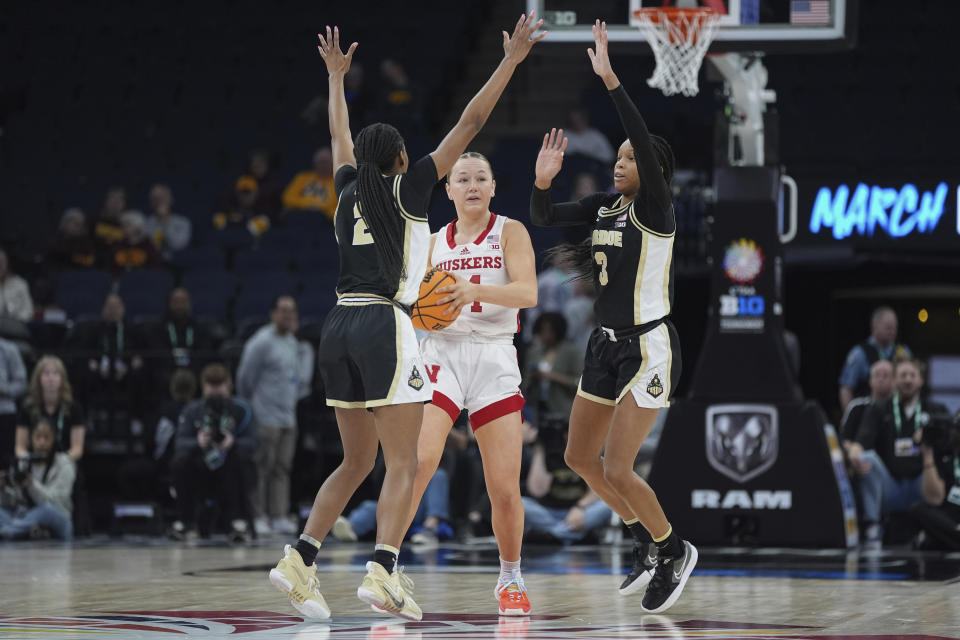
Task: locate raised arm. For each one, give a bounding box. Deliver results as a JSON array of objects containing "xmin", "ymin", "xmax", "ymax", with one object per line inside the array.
[
  {"xmin": 318, "ymin": 26, "xmax": 358, "ymax": 170},
  {"xmin": 529, "ymin": 128, "xmax": 600, "ymax": 227},
  {"xmin": 429, "ymin": 13, "xmax": 546, "ymax": 179},
  {"xmin": 588, "ymin": 20, "xmax": 671, "ymax": 213}
]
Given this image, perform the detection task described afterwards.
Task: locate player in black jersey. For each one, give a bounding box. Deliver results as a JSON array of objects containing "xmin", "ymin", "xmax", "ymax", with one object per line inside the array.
[
  {"xmin": 269, "ymin": 19, "xmax": 545, "ymax": 622},
  {"xmin": 529, "ymin": 21, "xmax": 696, "ymax": 614}
]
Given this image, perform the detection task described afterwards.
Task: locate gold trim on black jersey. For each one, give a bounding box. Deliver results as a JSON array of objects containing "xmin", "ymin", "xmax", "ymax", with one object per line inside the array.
[
  {"xmin": 393, "ymin": 175, "xmax": 429, "ymax": 223},
  {"xmin": 597, "ymin": 195, "xmax": 630, "ymax": 218},
  {"xmin": 628, "ymin": 206, "xmax": 675, "ymax": 238}
]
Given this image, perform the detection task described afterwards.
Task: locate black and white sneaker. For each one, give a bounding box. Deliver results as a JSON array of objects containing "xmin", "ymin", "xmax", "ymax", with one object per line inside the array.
[
  {"xmin": 640, "ymin": 540, "xmax": 698, "ymax": 613},
  {"xmin": 619, "ymin": 542, "xmax": 658, "ymax": 595}
]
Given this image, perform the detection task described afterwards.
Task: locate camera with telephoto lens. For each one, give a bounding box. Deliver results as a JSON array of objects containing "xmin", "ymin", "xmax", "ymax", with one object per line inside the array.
[
  {"xmin": 8, "ymin": 456, "xmax": 43, "ymax": 485},
  {"xmin": 921, "ymin": 411, "xmax": 960, "ymax": 453},
  {"xmin": 200, "ymin": 396, "xmax": 232, "ymax": 470}
]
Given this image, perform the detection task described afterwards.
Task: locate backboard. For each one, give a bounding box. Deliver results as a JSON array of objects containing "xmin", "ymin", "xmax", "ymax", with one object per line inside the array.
[{"xmin": 529, "ymin": 1, "xmax": 857, "ymax": 52}]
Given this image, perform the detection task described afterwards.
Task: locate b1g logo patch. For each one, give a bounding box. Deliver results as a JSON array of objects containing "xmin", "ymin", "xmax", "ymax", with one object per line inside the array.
[
  {"xmin": 646, "ymin": 374, "xmax": 664, "ymax": 398},
  {"xmin": 408, "ymin": 366, "xmax": 425, "ymax": 390}
]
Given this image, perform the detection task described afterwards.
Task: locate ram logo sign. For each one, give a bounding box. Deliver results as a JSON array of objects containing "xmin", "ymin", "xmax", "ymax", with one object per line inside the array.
[{"xmin": 705, "ymin": 404, "xmax": 779, "ymax": 483}]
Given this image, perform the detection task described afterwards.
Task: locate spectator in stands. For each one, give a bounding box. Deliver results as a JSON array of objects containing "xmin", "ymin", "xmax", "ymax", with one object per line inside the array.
[
  {"xmin": 0, "ymin": 248, "xmax": 34, "ymax": 321},
  {"xmin": 145, "ymin": 184, "xmax": 192, "ymax": 256},
  {"xmin": 523, "ymin": 312, "xmax": 583, "ymax": 423},
  {"xmin": 281, "ymin": 147, "xmax": 337, "ymax": 221},
  {"xmin": 148, "ymin": 287, "xmax": 211, "ymax": 378},
  {"xmin": 0, "ymin": 338, "xmax": 27, "ymax": 465},
  {"xmin": 525, "ymin": 254, "xmax": 574, "ymax": 339},
  {"xmin": 78, "ymin": 293, "xmax": 143, "ymax": 429},
  {"xmin": 0, "ymin": 418, "xmax": 75, "ymax": 541},
  {"xmin": 848, "ymin": 357, "xmax": 948, "ymax": 549},
  {"xmin": 236, "ymin": 295, "xmax": 314, "ymax": 535},
  {"xmin": 107, "ymin": 210, "xmax": 163, "ymax": 271},
  {"xmin": 564, "ymin": 279, "xmax": 596, "ymax": 352},
  {"xmin": 170, "ymin": 363, "xmax": 256, "ymax": 542},
  {"xmin": 247, "ymin": 149, "xmax": 283, "ymax": 219},
  {"xmin": 117, "ymin": 368, "xmax": 197, "ymax": 503},
  {"xmin": 377, "ymin": 58, "xmax": 419, "ymax": 132},
  {"xmin": 563, "ymin": 108, "xmax": 615, "ymax": 164},
  {"xmin": 50, "ymin": 208, "xmax": 97, "ymax": 269},
  {"xmin": 94, "ymin": 187, "xmax": 127, "ymax": 250},
  {"xmin": 910, "ymin": 414, "xmax": 960, "ymax": 550},
  {"xmin": 522, "ymin": 423, "xmax": 612, "ymax": 544},
  {"xmin": 840, "ymin": 360, "xmax": 895, "ymax": 445},
  {"xmin": 213, "ymin": 176, "xmax": 271, "ymax": 238},
  {"xmin": 16, "ymin": 355, "xmax": 85, "ymax": 461},
  {"xmin": 839, "ymin": 306, "xmax": 911, "ymax": 412}
]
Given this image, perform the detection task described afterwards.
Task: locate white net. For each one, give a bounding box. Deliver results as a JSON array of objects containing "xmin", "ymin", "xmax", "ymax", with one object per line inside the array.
[{"xmin": 635, "ymin": 9, "xmax": 721, "ymax": 97}]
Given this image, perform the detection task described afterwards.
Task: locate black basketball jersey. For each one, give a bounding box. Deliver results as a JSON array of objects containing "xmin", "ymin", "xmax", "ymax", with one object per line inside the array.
[
  {"xmin": 332, "ymin": 156, "xmax": 436, "ymax": 305},
  {"xmin": 589, "ymin": 195, "xmax": 676, "ymax": 330}
]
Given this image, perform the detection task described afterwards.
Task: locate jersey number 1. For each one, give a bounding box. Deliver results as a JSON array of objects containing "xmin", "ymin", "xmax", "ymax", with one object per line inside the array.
[{"xmin": 469, "ymin": 275, "xmax": 482, "ymax": 312}]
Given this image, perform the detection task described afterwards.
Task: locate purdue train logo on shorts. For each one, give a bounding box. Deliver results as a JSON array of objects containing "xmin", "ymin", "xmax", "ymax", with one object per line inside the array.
[
  {"xmin": 646, "ymin": 374, "xmax": 664, "ymax": 398},
  {"xmin": 408, "ymin": 366, "xmax": 425, "ymax": 390},
  {"xmin": 705, "ymin": 404, "xmax": 779, "ymax": 483}
]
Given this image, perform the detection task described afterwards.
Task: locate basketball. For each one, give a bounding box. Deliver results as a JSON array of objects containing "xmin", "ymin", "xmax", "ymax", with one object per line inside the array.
[{"xmin": 411, "ymin": 268, "xmax": 461, "ymax": 331}]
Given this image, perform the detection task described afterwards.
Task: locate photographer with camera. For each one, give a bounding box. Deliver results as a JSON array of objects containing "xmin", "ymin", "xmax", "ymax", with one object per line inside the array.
[
  {"xmin": 0, "ymin": 418, "xmax": 75, "ymax": 540},
  {"xmin": 848, "ymin": 357, "xmax": 948, "ymax": 549},
  {"xmin": 170, "ymin": 363, "xmax": 256, "ymax": 542},
  {"xmin": 910, "ymin": 412, "xmax": 960, "ymax": 550}
]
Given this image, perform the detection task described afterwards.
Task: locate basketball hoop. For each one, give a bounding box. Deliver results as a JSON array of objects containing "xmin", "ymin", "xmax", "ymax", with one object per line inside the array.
[{"xmin": 633, "ymin": 8, "xmax": 721, "ymax": 97}]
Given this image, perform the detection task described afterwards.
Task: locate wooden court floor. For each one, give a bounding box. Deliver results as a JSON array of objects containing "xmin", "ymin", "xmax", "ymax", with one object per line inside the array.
[{"xmin": 1, "ymin": 541, "xmax": 958, "ymax": 639}]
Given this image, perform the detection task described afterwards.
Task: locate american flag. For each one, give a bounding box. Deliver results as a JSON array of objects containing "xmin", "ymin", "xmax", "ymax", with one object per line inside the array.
[{"xmin": 790, "ymin": 0, "xmax": 830, "ymax": 25}]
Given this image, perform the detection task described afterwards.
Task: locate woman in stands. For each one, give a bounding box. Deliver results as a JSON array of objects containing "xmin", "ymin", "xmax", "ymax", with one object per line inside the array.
[
  {"xmin": 404, "ymin": 151, "xmax": 537, "ymax": 616},
  {"xmin": 269, "ymin": 17, "xmax": 545, "ymax": 622},
  {"xmin": 16, "ymin": 356, "xmax": 86, "ymax": 461},
  {"xmin": 529, "ymin": 21, "xmax": 696, "ymax": 614}
]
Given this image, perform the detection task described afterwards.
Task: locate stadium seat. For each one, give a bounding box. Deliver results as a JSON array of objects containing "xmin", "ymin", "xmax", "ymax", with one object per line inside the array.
[{"xmin": 56, "ymin": 270, "xmax": 114, "ymax": 319}]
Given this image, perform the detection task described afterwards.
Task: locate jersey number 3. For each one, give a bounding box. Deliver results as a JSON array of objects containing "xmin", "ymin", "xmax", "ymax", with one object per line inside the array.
[
  {"xmin": 594, "ymin": 251, "xmax": 609, "ymax": 286},
  {"xmin": 352, "ymin": 204, "xmax": 373, "ymax": 246}
]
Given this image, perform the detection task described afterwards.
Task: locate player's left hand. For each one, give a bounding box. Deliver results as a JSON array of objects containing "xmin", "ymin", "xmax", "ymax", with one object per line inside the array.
[
  {"xmin": 436, "ymin": 273, "xmax": 479, "ymax": 317},
  {"xmin": 318, "ymin": 26, "xmax": 358, "ymax": 76},
  {"xmin": 587, "ymin": 20, "xmax": 615, "ymax": 82}
]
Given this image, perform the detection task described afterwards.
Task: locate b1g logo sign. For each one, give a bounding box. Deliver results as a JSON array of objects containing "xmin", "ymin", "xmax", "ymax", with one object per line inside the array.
[
  {"xmin": 718, "ymin": 239, "xmax": 766, "ymax": 333},
  {"xmin": 705, "ymin": 404, "xmax": 779, "ymax": 483}
]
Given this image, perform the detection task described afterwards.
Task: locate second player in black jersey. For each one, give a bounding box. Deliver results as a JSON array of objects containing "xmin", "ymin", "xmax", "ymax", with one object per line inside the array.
[
  {"xmin": 269, "ymin": 18, "xmax": 545, "ymax": 622},
  {"xmin": 529, "ymin": 20, "xmax": 696, "ymax": 615}
]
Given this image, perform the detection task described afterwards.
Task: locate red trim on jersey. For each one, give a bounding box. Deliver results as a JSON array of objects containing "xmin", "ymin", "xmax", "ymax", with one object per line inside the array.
[
  {"xmin": 474, "ymin": 212, "xmax": 498, "ymax": 245},
  {"xmin": 470, "ymin": 393, "xmax": 525, "ymax": 431},
  {"xmin": 431, "ymin": 391, "xmax": 461, "ymax": 424},
  {"xmin": 446, "ymin": 212, "xmax": 498, "ymax": 249}
]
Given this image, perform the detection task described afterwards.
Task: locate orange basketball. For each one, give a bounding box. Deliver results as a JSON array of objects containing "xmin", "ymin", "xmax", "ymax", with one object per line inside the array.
[{"xmin": 411, "ymin": 268, "xmax": 461, "ymax": 331}]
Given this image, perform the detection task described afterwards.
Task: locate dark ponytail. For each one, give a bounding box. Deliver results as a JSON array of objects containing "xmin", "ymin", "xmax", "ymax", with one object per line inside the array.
[{"xmin": 354, "ymin": 123, "xmax": 407, "ymax": 285}]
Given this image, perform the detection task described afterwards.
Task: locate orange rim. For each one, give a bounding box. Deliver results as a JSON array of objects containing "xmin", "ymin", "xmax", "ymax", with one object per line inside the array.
[{"xmin": 633, "ymin": 7, "xmax": 719, "ymax": 43}]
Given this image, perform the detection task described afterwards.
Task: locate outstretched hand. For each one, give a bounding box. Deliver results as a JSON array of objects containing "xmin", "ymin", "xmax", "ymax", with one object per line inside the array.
[
  {"xmin": 501, "ymin": 12, "xmax": 547, "ymax": 64},
  {"xmin": 317, "ymin": 25, "xmax": 358, "ymax": 75},
  {"xmin": 587, "ymin": 20, "xmax": 618, "ymax": 89},
  {"xmin": 534, "ymin": 128, "xmax": 567, "ymax": 189}
]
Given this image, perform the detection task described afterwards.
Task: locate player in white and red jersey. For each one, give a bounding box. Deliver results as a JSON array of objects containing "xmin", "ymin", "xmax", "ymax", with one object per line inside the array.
[{"xmin": 403, "ymin": 152, "xmax": 538, "ymax": 616}]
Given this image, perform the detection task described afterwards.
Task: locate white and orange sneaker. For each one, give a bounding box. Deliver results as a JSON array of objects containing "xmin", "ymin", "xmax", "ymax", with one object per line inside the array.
[{"xmin": 495, "ymin": 577, "xmax": 531, "ymax": 616}]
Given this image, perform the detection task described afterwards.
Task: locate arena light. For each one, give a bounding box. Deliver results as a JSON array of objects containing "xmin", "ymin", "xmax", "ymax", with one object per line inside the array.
[{"xmin": 918, "ymin": 308, "xmax": 929, "ymax": 323}]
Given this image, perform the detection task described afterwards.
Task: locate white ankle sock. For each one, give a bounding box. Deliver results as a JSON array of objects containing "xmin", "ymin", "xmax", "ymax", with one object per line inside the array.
[{"xmin": 498, "ymin": 556, "xmax": 521, "ymax": 584}]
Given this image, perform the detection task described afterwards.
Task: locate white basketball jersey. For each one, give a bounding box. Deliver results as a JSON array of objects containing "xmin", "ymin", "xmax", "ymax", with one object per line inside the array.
[{"xmin": 431, "ymin": 213, "xmax": 519, "ymax": 342}]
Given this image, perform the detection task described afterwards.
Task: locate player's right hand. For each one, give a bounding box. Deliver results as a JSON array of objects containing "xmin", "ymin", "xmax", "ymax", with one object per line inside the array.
[
  {"xmin": 501, "ymin": 12, "xmax": 546, "ymax": 64},
  {"xmin": 318, "ymin": 25, "xmax": 358, "ymax": 76},
  {"xmin": 534, "ymin": 128, "xmax": 567, "ymax": 188}
]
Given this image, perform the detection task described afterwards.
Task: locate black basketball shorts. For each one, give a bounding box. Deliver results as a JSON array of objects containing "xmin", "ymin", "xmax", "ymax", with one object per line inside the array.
[
  {"xmin": 318, "ymin": 296, "xmax": 432, "ymax": 408},
  {"xmin": 577, "ymin": 320, "xmax": 681, "ymax": 408}
]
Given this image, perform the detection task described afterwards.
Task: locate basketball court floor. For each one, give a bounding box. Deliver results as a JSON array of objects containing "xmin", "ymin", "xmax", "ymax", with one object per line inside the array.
[{"xmin": 2, "ymin": 538, "xmax": 958, "ymax": 639}]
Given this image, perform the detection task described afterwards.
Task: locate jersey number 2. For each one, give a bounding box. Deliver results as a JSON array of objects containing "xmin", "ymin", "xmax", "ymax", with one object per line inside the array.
[
  {"xmin": 469, "ymin": 275, "xmax": 482, "ymax": 312},
  {"xmin": 352, "ymin": 204, "xmax": 373, "ymax": 246},
  {"xmin": 594, "ymin": 252, "xmax": 609, "ymax": 286}
]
